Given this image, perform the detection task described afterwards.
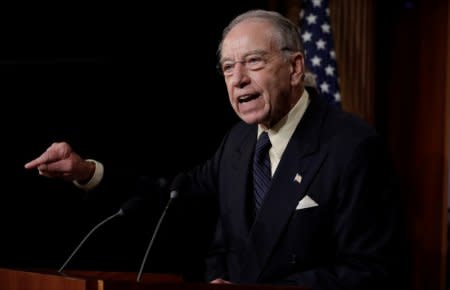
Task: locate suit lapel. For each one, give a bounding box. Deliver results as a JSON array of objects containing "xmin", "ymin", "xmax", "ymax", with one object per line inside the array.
[{"xmin": 238, "ymin": 91, "xmax": 329, "ymax": 282}]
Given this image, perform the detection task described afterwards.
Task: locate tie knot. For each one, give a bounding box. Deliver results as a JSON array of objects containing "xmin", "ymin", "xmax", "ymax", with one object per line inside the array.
[{"xmin": 255, "ymin": 132, "xmax": 272, "ymax": 159}]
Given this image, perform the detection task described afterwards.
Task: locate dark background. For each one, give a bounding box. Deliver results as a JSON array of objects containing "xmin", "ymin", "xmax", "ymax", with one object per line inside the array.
[
  {"xmin": 1, "ymin": 2, "xmax": 449, "ymax": 290},
  {"xmin": 0, "ymin": 1, "xmax": 266, "ymax": 281}
]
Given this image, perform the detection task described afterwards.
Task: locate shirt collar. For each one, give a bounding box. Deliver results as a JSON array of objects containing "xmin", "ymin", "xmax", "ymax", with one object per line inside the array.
[{"xmin": 257, "ymin": 89, "xmax": 310, "ymax": 160}]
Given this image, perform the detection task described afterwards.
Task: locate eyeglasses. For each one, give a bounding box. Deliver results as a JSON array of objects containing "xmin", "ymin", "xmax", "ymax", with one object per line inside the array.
[{"xmin": 217, "ymin": 48, "xmax": 292, "ymax": 77}]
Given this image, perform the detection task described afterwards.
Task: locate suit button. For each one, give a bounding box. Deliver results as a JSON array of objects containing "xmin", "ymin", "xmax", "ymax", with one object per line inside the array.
[{"xmin": 290, "ymin": 254, "xmax": 297, "ymax": 265}]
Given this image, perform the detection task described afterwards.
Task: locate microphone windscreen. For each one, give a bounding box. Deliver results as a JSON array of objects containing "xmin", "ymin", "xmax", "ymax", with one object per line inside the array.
[
  {"xmin": 170, "ymin": 173, "xmax": 188, "ymax": 192},
  {"xmin": 155, "ymin": 177, "xmax": 168, "ymax": 191},
  {"xmin": 120, "ymin": 196, "xmax": 145, "ymax": 216},
  {"xmin": 135, "ymin": 175, "xmax": 168, "ymax": 196}
]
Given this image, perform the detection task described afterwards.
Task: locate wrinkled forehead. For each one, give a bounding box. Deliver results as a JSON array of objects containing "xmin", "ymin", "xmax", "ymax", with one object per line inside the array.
[{"xmin": 221, "ymin": 20, "xmax": 280, "ymax": 59}]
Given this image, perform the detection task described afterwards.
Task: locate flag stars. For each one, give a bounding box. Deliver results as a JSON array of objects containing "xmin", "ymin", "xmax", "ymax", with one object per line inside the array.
[
  {"xmin": 300, "ymin": 2, "xmax": 341, "ymax": 105},
  {"xmin": 325, "ymin": 65, "xmax": 335, "ymax": 76},
  {"xmin": 316, "ymin": 39, "xmax": 326, "ymax": 50},
  {"xmin": 302, "ymin": 31, "xmax": 313, "ymax": 42},
  {"xmin": 311, "ymin": 55, "xmax": 322, "ymax": 67},
  {"xmin": 334, "ymin": 92, "xmax": 341, "ymax": 102},
  {"xmin": 306, "ymin": 13, "xmax": 317, "ymax": 25},
  {"xmin": 312, "ymin": 0, "xmax": 322, "ymax": 7},
  {"xmin": 321, "ymin": 23, "xmax": 330, "ymax": 33},
  {"xmin": 299, "ymin": 10, "xmax": 304, "ymax": 19},
  {"xmin": 320, "ymin": 82, "xmax": 330, "ymax": 93},
  {"xmin": 330, "ymin": 50, "xmax": 336, "ymax": 59}
]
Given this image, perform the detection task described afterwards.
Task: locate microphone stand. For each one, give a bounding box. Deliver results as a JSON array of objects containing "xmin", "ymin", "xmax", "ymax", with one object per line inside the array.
[
  {"xmin": 136, "ymin": 195, "xmax": 176, "ymax": 282},
  {"xmin": 58, "ymin": 209, "xmax": 124, "ymax": 273}
]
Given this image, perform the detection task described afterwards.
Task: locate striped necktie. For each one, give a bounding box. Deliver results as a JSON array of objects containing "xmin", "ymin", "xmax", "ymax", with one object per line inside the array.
[{"xmin": 253, "ymin": 131, "xmax": 272, "ymax": 213}]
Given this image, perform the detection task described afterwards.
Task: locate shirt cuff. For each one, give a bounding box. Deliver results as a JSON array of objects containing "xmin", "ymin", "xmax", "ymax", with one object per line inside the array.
[{"xmin": 73, "ymin": 159, "xmax": 104, "ymax": 191}]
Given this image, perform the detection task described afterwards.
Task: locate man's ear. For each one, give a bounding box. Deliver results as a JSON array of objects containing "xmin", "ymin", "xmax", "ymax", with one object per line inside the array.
[{"xmin": 290, "ymin": 52, "xmax": 305, "ymax": 86}]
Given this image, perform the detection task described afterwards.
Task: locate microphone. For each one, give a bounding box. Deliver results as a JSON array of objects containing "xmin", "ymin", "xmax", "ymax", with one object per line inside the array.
[
  {"xmin": 58, "ymin": 195, "xmax": 145, "ymax": 274},
  {"xmin": 168, "ymin": 173, "xmax": 187, "ymax": 199},
  {"xmin": 136, "ymin": 173, "xmax": 187, "ymax": 282}
]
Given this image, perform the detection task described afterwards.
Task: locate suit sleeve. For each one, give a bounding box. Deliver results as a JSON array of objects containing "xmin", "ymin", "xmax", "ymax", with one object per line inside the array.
[
  {"xmin": 184, "ymin": 131, "xmax": 232, "ymax": 281},
  {"xmin": 204, "ymin": 217, "xmax": 229, "ymax": 281}
]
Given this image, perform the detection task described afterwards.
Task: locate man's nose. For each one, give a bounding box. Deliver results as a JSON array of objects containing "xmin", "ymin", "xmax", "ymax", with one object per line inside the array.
[{"xmin": 230, "ymin": 63, "xmax": 250, "ymax": 88}]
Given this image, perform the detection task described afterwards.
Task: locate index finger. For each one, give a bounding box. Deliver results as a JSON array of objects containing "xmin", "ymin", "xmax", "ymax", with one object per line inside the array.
[
  {"xmin": 25, "ymin": 153, "xmax": 48, "ymax": 169},
  {"xmin": 24, "ymin": 153, "xmax": 48, "ymax": 169},
  {"xmin": 24, "ymin": 148, "xmax": 59, "ymax": 169},
  {"xmin": 24, "ymin": 142, "xmax": 71, "ymax": 170}
]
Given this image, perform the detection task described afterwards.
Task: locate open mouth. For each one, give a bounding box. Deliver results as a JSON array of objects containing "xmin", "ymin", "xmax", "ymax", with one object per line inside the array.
[{"xmin": 238, "ymin": 93, "xmax": 260, "ymax": 103}]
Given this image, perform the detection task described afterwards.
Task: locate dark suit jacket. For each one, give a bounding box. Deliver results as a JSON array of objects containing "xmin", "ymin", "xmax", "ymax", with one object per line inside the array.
[{"xmin": 185, "ymin": 88, "xmax": 404, "ymax": 290}]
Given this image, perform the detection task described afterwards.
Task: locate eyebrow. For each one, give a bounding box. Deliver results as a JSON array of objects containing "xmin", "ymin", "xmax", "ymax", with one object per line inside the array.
[{"xmin": 220, "ymin": 49, "xmax": 269, "ymax": 63}]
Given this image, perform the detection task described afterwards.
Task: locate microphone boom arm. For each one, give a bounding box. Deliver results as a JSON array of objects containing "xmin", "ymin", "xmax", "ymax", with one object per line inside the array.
[
  {"xmin": 58, "ymin": 209, "xmax": 124, "ymax": 273},
  {"xmin": 136, "ymin": 196, "xmax": 175, "ymax": 282}
]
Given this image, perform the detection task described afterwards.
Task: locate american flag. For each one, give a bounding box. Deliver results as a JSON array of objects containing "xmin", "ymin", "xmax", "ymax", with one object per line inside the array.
[{"xmin": 299, "ymin": 0, "xmax": 341, "ymax": 105}]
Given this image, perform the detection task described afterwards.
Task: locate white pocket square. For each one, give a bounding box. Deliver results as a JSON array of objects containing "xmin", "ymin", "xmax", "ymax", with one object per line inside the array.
[{"xmin": 296, "ymin": 195, "xmax": 319, "ymax": 210}]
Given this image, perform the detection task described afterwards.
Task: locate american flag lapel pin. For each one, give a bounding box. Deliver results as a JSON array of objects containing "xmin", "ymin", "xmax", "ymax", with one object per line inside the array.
[{"xmin": 293, "ymin": 173, "xmax": 303, "ymax": 184}]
